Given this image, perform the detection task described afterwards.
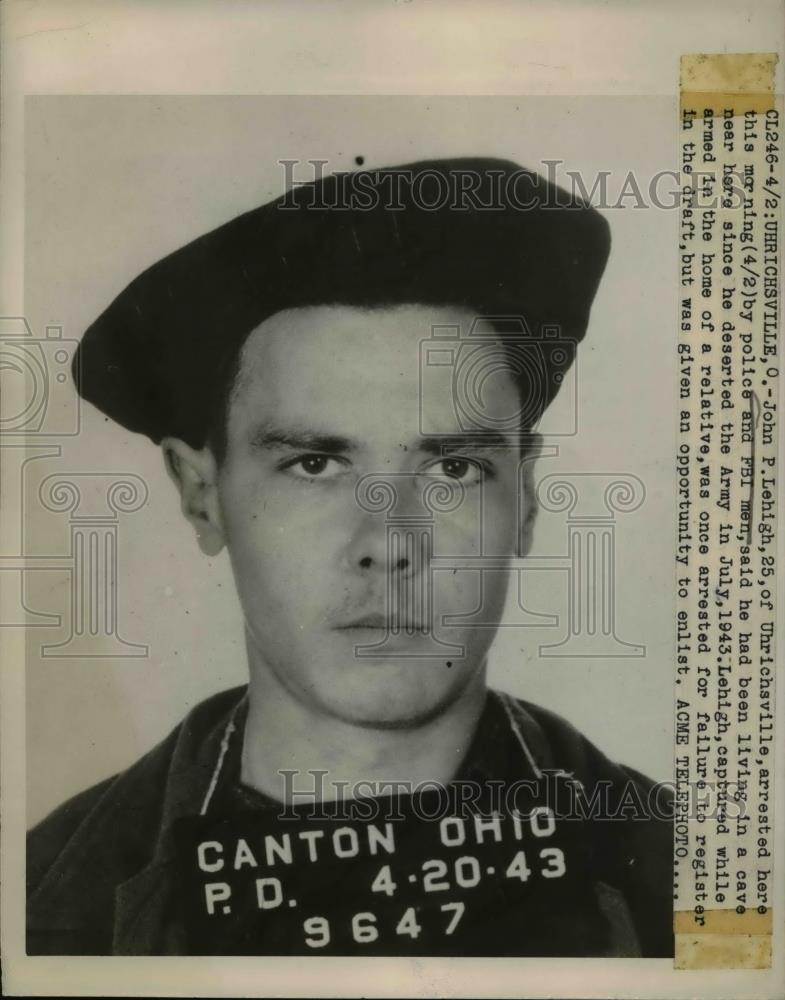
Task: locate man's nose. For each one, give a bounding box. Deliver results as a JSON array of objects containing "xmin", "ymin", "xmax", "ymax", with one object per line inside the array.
[
  {"xmin": 346, "ymin": 513, "xmax": 429, "ymax": 576},
  {"xmin": 346, "ymin": 479, "xmax": 429, "ymax": 575}
]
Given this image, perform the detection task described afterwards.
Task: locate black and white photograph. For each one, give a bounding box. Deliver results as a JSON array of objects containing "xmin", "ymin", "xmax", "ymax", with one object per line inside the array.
[
  {"xmin": 1, "ymin": 2, "xmax": 783, "ymax": 997},
  {"xmin": 21, "ymin": 95, "xmax": 678, "ymax": 959}
]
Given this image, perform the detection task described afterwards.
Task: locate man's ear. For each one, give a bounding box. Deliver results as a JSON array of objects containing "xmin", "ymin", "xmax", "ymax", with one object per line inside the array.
[
  {"xmin": 161, "ymin": 437, "xmax": 225, "ymax": 556},
  {"xmin": 517, "ymin": 433, "xmax": 541, "ymax": 559}
]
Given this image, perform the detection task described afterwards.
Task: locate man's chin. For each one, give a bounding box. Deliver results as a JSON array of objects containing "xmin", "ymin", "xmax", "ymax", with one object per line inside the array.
[
  {"xmin": 303, "ymin": 661, "xmax": 475, "ymax": 730},
  {"xmin": 320, "ymin": 700, "xmax": 452, "ymax": 731}
]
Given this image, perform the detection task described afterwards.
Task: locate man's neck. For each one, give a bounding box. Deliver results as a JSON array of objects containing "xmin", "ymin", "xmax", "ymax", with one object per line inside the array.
[{"xmin": 240, "ymin": 660, "xmax": 488, "ymax": 805}]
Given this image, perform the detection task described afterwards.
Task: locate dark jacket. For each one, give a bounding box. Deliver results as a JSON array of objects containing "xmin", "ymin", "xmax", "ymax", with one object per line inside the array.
[{"xmin": 27, "ymin": 686, "xmax": 673, "ymax": 956}]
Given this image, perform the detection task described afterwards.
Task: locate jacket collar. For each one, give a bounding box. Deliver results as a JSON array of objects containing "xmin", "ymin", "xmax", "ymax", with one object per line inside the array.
[{"xmin": 111, "ymin": 687, "xmax": 249, "ymax": 953}]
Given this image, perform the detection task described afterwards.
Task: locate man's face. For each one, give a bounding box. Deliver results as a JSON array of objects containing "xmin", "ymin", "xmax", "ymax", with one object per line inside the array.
[{"xmin": 213, "ymin": 304, "xmax": 525, "ymax": 728}]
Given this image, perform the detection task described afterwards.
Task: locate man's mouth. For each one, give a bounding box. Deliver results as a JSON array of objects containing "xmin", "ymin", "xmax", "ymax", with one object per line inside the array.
[{"xmin": 335, "ymin": 612, "xmax": 428, "ymax": 632}]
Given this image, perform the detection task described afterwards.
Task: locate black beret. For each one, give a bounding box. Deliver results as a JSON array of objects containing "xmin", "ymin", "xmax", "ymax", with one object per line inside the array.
[{"xmin": 73, "ymin": 157, "xmax": 610, "ymax": 446}]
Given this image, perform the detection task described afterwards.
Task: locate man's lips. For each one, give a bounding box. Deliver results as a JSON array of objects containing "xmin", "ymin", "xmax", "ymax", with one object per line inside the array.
[{"xmin": 335, "ymin": 612, "xmax": 428, "ymax": 631}]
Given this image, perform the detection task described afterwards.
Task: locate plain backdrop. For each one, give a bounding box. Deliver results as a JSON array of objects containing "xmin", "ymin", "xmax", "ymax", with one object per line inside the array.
[{"xmin": 23, "ymin": 94, "xmax": 679, "ymax": 825}]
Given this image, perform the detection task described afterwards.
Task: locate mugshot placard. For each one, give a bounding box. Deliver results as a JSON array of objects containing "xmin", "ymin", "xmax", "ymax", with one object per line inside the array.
[{"xmin": 173, "ymin": 795, "xmax": 599, "ymax": 956}]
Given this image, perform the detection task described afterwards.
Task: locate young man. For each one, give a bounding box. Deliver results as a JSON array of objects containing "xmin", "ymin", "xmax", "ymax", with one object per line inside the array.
[{"xmin": 27, "ymin": 158, "xmax": 673, "ymax": 957}]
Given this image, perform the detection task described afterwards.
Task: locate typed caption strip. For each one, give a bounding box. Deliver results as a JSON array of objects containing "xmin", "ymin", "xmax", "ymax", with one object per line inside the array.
[{"xmin": 675, "ymin": 52, "xmax": 780, "ymax": 970}]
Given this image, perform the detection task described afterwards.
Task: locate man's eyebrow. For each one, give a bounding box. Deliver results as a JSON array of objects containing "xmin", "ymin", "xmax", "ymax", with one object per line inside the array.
[
  {"xmin": 250, "ymin": 425, "xmax": 518, "ymax": 455},
  {"xmin": 418, "ymin": 432, "xmax": 517, "ymax": 454},
  {"xmin": 250, "ymin": 423, "xmax": 359, "ymax": 454}
]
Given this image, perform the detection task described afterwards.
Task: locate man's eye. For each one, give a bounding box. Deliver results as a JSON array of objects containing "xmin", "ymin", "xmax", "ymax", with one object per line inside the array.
[
  {"xmin": 423, "ymin": 457, "xmax": 485, "ymax": 484},
  {"xmin": 282, "ymin": 455, "xmax": 347, "ymax": 480}
]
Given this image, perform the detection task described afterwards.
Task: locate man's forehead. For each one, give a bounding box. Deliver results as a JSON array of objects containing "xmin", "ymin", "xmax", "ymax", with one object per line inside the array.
[
  {"xmin": 232, "ymin": 303, "xmax": 468, "ymax": 396},
  {"xmin": 240, "ymin": 303, "xmax": 473, "ymax": 361},
  {"xmin": 228, "ymin": 303, "xmax": 519, "ymax": 440}
]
